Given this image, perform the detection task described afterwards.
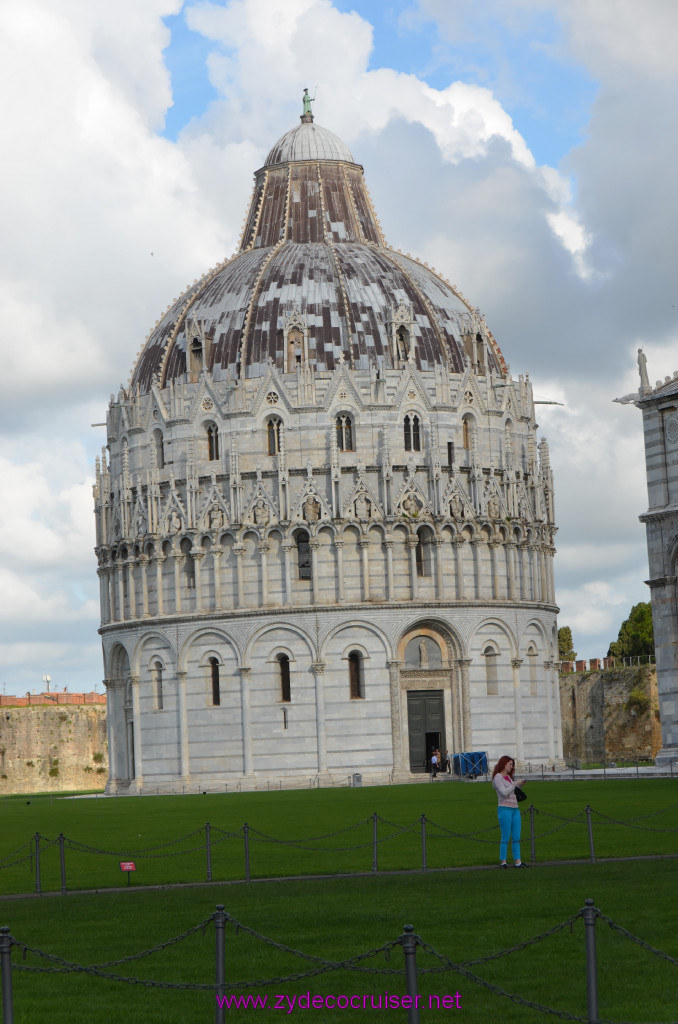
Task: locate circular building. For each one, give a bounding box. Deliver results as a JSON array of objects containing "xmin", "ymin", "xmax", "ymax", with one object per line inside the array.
[{"xmin": 95, "ymin": 102, "xmax": 563, "ymax": 794}]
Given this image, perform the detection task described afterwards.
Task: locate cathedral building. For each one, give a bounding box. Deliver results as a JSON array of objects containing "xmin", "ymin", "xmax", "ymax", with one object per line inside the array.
[
  {"xmin": 633, "ymin": 352, "xmax": 678, "ymax": 765},
  {"xmin": 94, "ymin": 100, "xmax": 563, "ymax": 793}
]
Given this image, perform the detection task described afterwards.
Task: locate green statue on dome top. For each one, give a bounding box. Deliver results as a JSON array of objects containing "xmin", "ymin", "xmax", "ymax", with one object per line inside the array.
[{"xmin": 302, "ymin": 88, "xmax": 314, "ymax": 117}]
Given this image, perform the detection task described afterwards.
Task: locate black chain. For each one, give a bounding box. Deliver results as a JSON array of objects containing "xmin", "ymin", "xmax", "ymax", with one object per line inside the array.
[
  {"xmin": 598, "ymin": 914, "xmax": 678, "ymax": 966},
  {"xmin": 590, "ymin": 810, "xmax": 678, "ymax": 834}
]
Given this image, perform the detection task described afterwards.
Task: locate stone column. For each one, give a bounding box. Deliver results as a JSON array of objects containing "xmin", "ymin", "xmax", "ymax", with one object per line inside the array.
[
  {"xmin": 407, "ymin": 536, "xmax": 419, "ymax": 601},
  {"xmin": 543, "ymin": 660, "xmax": 556, "ymax": 759},
  {"xmin": 153, "ymin": 555, "xmax": 164, "ymax": 616},
  {"xmin": 457, "ymin": 659, "xmax": 472, "ymax": 751},
  {"xmin": 489, "ymin": 542, "xmax": 499, "ymax": 600},
  {"xmin": 384, "ymin": 538, "xmax": 394, "ymax": 600},
  {"xmin": 539, "ymin": 545, "xmax": 548, "ymax": 603},
  {"xmin": 506, "ymin": 542, "xmax": 516, "ymax": 600},
  {"xmin": 311, "ymin": 662, "xmax": 328, "ymax": 775},
  {"xmin": 193, "ymin": 550, "xmax": 205, "ymax": 612},
  {"xmin": 139, "ymin": 555, "xmax": 149, "ymax": 616},
  {"xmin": 116, "ymin": 563, "xmax": 125, "ymax": 621},
  {"xmin": 358, "ymin": 537, "xmax": 370, "ymax": 601},
  {"xmin": 103, "ymin": 679, "xmax": 122, "ymax": 788},
  {"xmin": 127, "ymin": 559, "xmax": 136, "ymax": 619},
  {"xmin": 310, "ymin": 538, "xmax": 320, "ymax": 603},
  {"xmin": 98, "ymin": 568, "xmax": 110, "ymax": 623},
  {"xmin": 239, "ymin": 666, "xmax": 253, "ymax": 775},
  {"xmin": 470, "ymin": 540, "xmax": 481, "ymax": 599},
  {"xmin": 434, "ymin": 537, "xmax": 445, "ymax": 599},
  {"xmin": 258, "ymin": 542, "xmax": 270, "ymax": 605},
  {"xmin": 233, "ymin": 544, "xmax": 245, "ymax": 608},
  {"xmin": 130, "ymin": 675, "xmax": 143, "ymax": 786},
  {"xmin": 551, "ymin": 660, "xmax": 564, "ymax": 758},
  {"xmin": 212, "ymin": 548, "xmax": 223, "ymax": 609},
  {"xmin": 387, "ymin": 660, "xmax": 405, "ymax": 775},
  {"xmin": 333, "ymin": 539, "xmax": 345, "ymax": 602},
  {"xmin": 177, "ymin": 670, "xmax": 190, "ymax": 781},
  {"xmin": 172, "ymin": 552, "xmax": 182, "ymax": 613},
  {"xmin": 453, "ymin": 538, "xmax": 465, "ymax": 599},
  {"xmin": 511, "ymin": 658, "xmax": 524, "ymax": 760},
  {"xmin": 282, "ymin": 542, "xmax": 293, "ymax": 606}
]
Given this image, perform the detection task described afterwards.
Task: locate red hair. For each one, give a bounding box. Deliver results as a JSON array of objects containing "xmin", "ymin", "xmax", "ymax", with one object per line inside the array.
[{"xmin": 492, "ymin": 755, "xmax": 515, "ymax": 779}]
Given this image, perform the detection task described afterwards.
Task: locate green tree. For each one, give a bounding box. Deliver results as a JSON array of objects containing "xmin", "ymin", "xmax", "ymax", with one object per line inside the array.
[
  {"xmin": 607, "ymin": 602, "xmax": 655, "ymax": 659},
  {"xmin": 558, "ymin": 626, "xmax": 577, "ymax": 661}
]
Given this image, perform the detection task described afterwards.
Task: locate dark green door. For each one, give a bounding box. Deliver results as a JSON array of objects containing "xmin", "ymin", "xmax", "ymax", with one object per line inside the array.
[{"xmin": 407, "ymin": 690, "xmax": 445, "ymax": 772}]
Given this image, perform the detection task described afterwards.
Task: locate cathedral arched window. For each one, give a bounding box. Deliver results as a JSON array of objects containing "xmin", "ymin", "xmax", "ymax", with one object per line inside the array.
[
  {"xmin": 295, "ymin": 529, "xmax": 312, "ymax": 580},
  {"xmin": 396, "ymin": 325, "xmax": 410, "ymax": 361},
  {"xmin": 152, "ymin": 661, "xmax": 163, "ymax": 711},
  {"xmin": 415, "ymin": 527, "xmax": 433, "ymax": 577},
  {"xmin": 286, "ymin": 326, "xmax": 304, "ymax": 370},
  {"xmin": 462, "ymin": 415, "xmax": 473, "ymax": 451},
  {"xmin": 267, "ymin": 417, "xmax": 282, "ymax": 455},
  {"xmin": 181, "ymin": 538, "xmax": 195, "ymax": 590},
  {"xmin": 152, "ymin": 429, "xmax": 165, "ymax": 470},
  {"xmin": 209, "ymin": 657, "xmax": 220, "ymax": 706},
  {"xmin": 277, "ymin": 654, "xmax": 291, "ymax": 703},
  {"xmin": 348, "ymin": 651, "xmax": 364, "ymax": 699},
  {"xmin": 475, "ymin": 333, "xmax": 485, "ymax": 374},
  {"xmin": 189, "ymin": 337, "xmax": 203, "ymax": 381},
  {"xmin": 404, "ymin": 414, "xmax": 421, "ymax": 452},
  {"xmin": 484, "ymin": 645, "xmax": 499, "ymax": 696},
  {"xmin": 335, "ymin": 414, "xmax": 353, "ymax": 451},
  {"xmin": 207, "ymin": 424, "xmax": 219, "ymax": 461},
  {"xmin": 527, "ymin": 644, "xmax": 538, "ymax": 696}
]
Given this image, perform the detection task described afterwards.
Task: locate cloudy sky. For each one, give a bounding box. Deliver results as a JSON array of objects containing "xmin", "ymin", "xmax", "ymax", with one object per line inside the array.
[{"xmin": 1, "ymin": 0, "xmax": 676, "ymax": 693}]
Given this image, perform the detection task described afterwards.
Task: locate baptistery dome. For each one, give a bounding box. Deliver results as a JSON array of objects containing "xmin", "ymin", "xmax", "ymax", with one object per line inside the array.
[{"xmin": 96, "ymin": 100, "xmax": 562, "ymax": 795}]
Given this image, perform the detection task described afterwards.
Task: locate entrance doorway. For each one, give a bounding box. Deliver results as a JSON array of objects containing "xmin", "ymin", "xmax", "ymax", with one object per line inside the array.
[{"xmin": 407, "ymin": 691, "xmax": 445, "ymax": 773}]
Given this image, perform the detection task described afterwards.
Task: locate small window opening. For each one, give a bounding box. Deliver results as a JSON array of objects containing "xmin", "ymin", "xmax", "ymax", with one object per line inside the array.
[
  {"xmin": 527, "ymin": 646, "xmax": 538, "ymax": 697},
  {"xmin": 190, "ymin": 338, "xmax": 203, "ymax": 381},
  {"xmin": 447, "ymin": 442, "xmax": 455, "ymax": 467},
  {"xmin": 335, "ymin": 414, "xmax": 353, "ymax": 451},
  {"xmin": 277, "ymin": 654, "xmax": 291, "ymax": 703},
  {"xmin": 287, "ymin": 327, "xmax": 303, "ymax": 370},
  {"xmin": 396, "ymin": 325, "xmax": 409, "ymax": 361},
  {"xmin": 181, "ymin": 539, "xmax": 195, "ymax": 589},
  {"xmin": 207, "ymin": 424, "xmax": 219, "ymax": 461},
  {"xmin": 153, "ymin": 429, "xmax": 165, "ymax": 470},
  {"xmin": 281, "ymin": 707, "xmax": 288, "ymax": 729},
  {"xmin": 462, "ymin": 417, "xmax": 472, "ymax": 451},
  {"xmin": 415, "ymin": 530, "xmax": 432, "ymax": 577},
  {"xmin": 404, "ymin": 414, "xmax": 421, "ymax": 452},
  {"xmin": 295, "ymin": 530, "xmax": 311, "ymax": 580},
  {"xmin": 152, "ymin": 661, "xmax": 163, "ymax": 710},
  {"xmin": 267, "ymin": 417, "xmax": 282, "ymax": 455},
  {"xmin": 484, "ymin": 646, "xmax": 498, "ymax": 696},
  {"xmin": 349, "ymin": 650, "xmax": 364, "ymax": 699},
  {"xmin": 209, "ymin": 657, "xmax": 220, "ymax": 706}
]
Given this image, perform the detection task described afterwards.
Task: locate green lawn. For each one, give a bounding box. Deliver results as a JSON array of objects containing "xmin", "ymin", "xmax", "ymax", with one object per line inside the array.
[
  {"xmin": 1, "ymin": 779, "xmax": 677, "ymax": 894},
  {"xmin": 1, "ymin": 781, "xmax": 677, "ymax": 1023}
]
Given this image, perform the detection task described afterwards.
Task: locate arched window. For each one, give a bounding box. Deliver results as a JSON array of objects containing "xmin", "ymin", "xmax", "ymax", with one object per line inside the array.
[
  {"xmin": 181, "ymin": 538, "xmax": 195, "ymax": 589},
  {"xmin": 207, "ymin": 424, "xmax": 219, "ymax": 461},
  {"xmin": 348, "ymin": 650, "xmax": 364, "ymax": 699},
  {"xmin": 209, "ymin": 657, "xmax": 220, "ymax": 706},
  {"xmin": 152, "ymin": 661, "xmax": 163, "ymax": 710},
  {"xmin": 404, "ymin": 414, "xmax": 421, "ymax": 452},
  {"xmin": 484, "ymin": 646, "xmax": 498, "ymax": 696},
  {"xmin": 475, "ymin": 333, "xmax": 485, "ymax": 374},
  {"xmin": 527, "ymin": 645, "xmax": 538, "ymax": 696},
  {"xmin": 415, "ymin": 528, "xmax": 432, "ymax": 577},
  {"xmin": 335, "ymin": 414, "xmax": 353, "ymax": 451},
  {"xmin": 462, "ymin": 416, "xmax": 473, "ymax": 451},
  {"xmin": 396, "ymin": 325, "xmax": 409, "ymax": 361},
  {"xmin": 267, "ymin": 417, "xmax": 282, "ymax": 455},
  {"xmin": 281, "ymin": 707, "xmax": 288, "ymax": 730},
  {"xmin": 189, "ymin": 337, "xmax": 203, "ymax": 381},
  {"xmin": 295, "ymin": 529, "xmax": 311, "ymax": 580},
  {"xmin": 277, "ymin": 654, "xmax": 291, "ymax": 703},
  {"xmin": 286, "ymin": 326, "xmax": 303, "ymax": 370},
  {"xmin": 152, "ymin": 429, "xmax": 165, "ymax": 470}
]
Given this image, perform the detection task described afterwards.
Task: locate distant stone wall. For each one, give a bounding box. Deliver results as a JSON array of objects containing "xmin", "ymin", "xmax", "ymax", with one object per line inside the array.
[
  {"xmin": 559, "ymin": 665, "xmax": 661, "ymax": 761},
  {"xmin": 0, "ymin": 704, "xmax": 108, "ymax": 794}
]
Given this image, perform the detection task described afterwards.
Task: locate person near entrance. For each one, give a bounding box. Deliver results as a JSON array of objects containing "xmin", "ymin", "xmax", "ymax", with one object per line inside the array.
[
  {"xmin": 430, "ymin": 749, "xmax": 439, "ymax": 776},
  {"xmin": 491, "ymin": 755, "xmax": 527, "ymax": 868}
]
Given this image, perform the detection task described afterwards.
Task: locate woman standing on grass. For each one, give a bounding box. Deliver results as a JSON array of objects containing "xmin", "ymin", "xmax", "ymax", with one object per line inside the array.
[{"xmin": 492, "ymin": 755, "xmax": 527, "ymax": 868}]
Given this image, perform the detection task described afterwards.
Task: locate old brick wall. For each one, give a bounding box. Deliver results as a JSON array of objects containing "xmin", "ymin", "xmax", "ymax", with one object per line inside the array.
[
  {"xmin": 0, "ymin": 706, "xmax": 108, "ymax": 794},
  {"xmin": 559, "ymin": 665, "xmax": 661, "ymax": 761}
]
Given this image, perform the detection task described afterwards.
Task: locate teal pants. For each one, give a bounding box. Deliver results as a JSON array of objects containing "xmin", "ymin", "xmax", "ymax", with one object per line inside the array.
[{"xmin": 497, "ymin": 806, "xmax": 521, "ymax": 861}]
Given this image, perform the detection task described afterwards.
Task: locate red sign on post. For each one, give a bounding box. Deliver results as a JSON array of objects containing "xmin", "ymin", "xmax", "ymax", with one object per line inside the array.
[{"xmin": 119, "ymin": 861, "xmax": 136, "ymax": 872}]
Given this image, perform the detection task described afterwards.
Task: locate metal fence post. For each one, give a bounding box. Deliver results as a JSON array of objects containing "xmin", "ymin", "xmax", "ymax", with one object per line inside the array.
[
  {"xmin": 58, "ymin": 833, "xmax": 66, "ymax": 894},
  {"xmin": 529, "ymin": 805, "xmax": 536, "ymax": 863},
  {"xmin": 585, "ymin": 805, "xmax": 596, "ymax": 863},
  {"xmin": 372, "ymin": 813, "xmax": 378, "ymax": 873},
  {"xmin": 582, "ymin": 899, "xmax": 599, "ymax": 1024},
  {"xmin": 34, "ymin": 834, "xmax": 41, "ymax": 895},
  {"xmin": 420, "ymin": 815, "xmax": 427, "ymax": 872},
  {"xmin": 214, "ymin": 905, "xmax": 226, "ymax": 1024},
  {"xmin": 400, "ymin": 924, "xmax": 420, "ymax": 1024},
  {"xmin": 243, "ymin": 824, "xmax": 250, "ymax": 883},
  {"xmin": 0, "ymin": 926, "xmax": 14, "ymax": 1024},
  {"xmin": 206, "ymin": 822, "xmax": 212, "ymax": 882}
]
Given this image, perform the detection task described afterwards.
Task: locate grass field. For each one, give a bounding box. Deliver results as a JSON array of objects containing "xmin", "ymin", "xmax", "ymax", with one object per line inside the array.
[{"xmin": 1, "ymin": 780, "xmax": 677, "ymax": 1023}]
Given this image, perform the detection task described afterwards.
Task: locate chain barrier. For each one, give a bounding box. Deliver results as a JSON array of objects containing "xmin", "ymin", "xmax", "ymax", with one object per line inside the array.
[
  {"xmin": 590, "ymin": 810, "xmax": 678, "ymax": 834},
  {"xmin": 597, "ymin": 913, "xmax": 678, "ymax": 966},
  {"xmin": 62, "ymin": 825, "xmax": 206, "ymax": 856}
]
